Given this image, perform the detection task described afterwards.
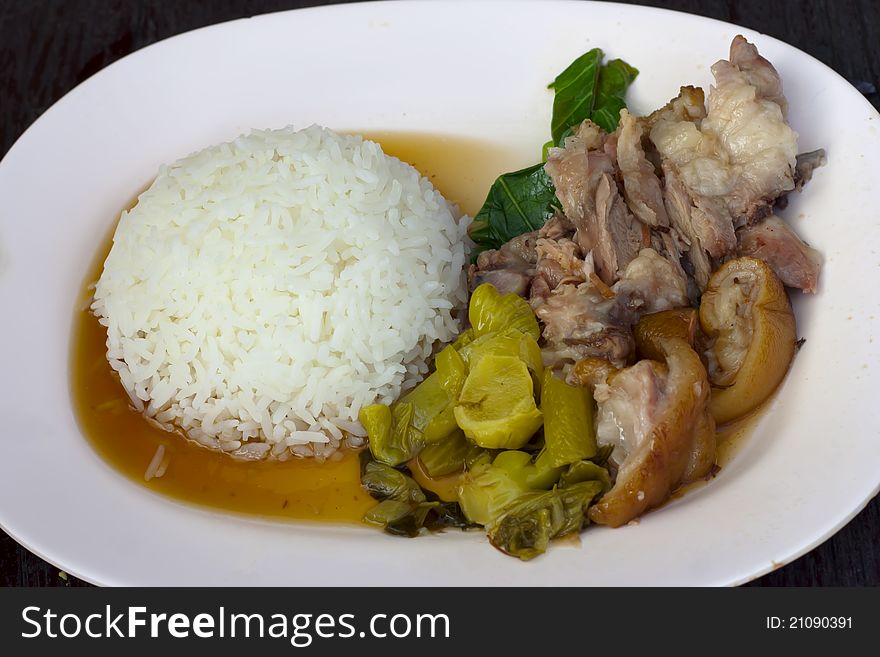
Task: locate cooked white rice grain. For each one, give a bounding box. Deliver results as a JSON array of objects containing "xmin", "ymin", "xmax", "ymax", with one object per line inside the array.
[{"xmin": 92, "ymin": 125, "xmax": 471, "ymax": 459}]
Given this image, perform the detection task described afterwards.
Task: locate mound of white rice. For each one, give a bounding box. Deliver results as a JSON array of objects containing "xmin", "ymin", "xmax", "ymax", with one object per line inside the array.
[{"xmin": 92, "ymin": 125, "xmax": 471, "ymax": 460}]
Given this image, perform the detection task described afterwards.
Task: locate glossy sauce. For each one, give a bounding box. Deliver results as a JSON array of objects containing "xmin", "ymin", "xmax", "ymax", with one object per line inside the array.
[{"xmin": 71, "ymin": 132, "xmax": 520, "ymax": 523}]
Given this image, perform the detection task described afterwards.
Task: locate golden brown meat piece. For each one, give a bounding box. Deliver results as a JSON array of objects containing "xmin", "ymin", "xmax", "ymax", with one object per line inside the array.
[
  {"xmin": 588, "ymin": 338, "xmax": 716, "ymax": 527},
  {"xmin": 699, "ymin": 257, "xmax": 797, "ymax": 424}
]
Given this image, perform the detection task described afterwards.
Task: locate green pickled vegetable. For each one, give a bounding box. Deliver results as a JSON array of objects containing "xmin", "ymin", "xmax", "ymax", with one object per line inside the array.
[
  {"xmin": 360, "ymin": 404, "xmax": 409, "ymax": 466},
  {"xmin": 456, "ymin": 450, "xmax": 562, "ymax": 526},
  {"xmin": 458, "ymin": 329, "xmax": 544, "ymax": 398},
  {"xmin": 359, "ymin": 457, "xmax": 441, "ymax": 537},
  {"xmin": 536, "ymin": 371, "xmax": 597, "ymax": 470},
  {"xmin": 454, "ymin": 355, "xmax": 543, "ymax": 450},
  {"xmin": 451, "ymin": 328, "xmax": 476, "ymax": 352},
  {"xmin": 487, "ymin": 480, "xmax": 604, "ymax": 560},
  {"xmin": 465, "ymin": 444, "xmax": 494, "ymax": 470},
  {"xmin": 558, "ymin": 459, "xmax": 612, "ymax": 492},
  {"xmin": 400, "ymin": 372, "xmax": 453, "ymax": 434},
  {"xmin": 422, "ymin": 405, "xmax": 458, "ymax": 444},
  {"xmin": 435, "ymin": 345, "xmax": 467, "ymax": 398},
  {"xmin": 492, "ymin": 450, "xmax": 562, "ymax": 490},
  {"xmin": 468, "ymin": 283, "xmax": 541, "ymax": 340},
  {"xmin": 364, "ymin": 499, "xmax": 413, "ymax": 524},
  {"xmin": 418, "ymin": 429, "xmax": 471, "ymax": 478},
  {"xmin": 361, "ymin": 459, "xmax": 426, "ymax": 503},
  {"xmin": 457, "ymin": 460, "xmax": 527, "ymax": 526},
  {"xmin": 363, "ymin": 368, "xmax": 459, "ymax": 464},
  {"xmin": 423, "ymin": 499, "xmax": 479, "ymax": 532}
]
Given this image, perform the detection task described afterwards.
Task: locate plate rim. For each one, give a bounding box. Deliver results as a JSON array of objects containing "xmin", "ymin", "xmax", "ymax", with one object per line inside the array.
[{"xmin": 1, "ymin": 0, "xmax": 879, "ymax": 587}]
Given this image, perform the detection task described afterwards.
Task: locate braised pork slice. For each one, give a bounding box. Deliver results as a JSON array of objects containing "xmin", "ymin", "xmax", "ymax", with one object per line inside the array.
[
  {"xmin": 735, "ymin": 214, "xmax": 822, "ymax": 292},
  {"xmin": 532, "ymin": 248, "xmax": 688, "ymax": 368},
  {"xmin": 589, "ymin": 338, "xmax": 716, "ymax": 527},
  {"xmin": 649, "ymin": 37, "xmax": 799, "ymax": 289},
  {"xmin": 468, "ymin": 231, "xmax": 539, "ymax": 297},
  {"xmin": 534, "ymin": 238, "xmax": 587, "ymax": 291},
  {"xmin": 545, "ymin": 121, "xmax": 644, "ymax": 285},
  {"xmin": 616, "ymin": 109, "xmax": 669, "ymax": 228},
  {"xmin": 703, "ymin": 35, "xmax": 798, "ymax": 222}
]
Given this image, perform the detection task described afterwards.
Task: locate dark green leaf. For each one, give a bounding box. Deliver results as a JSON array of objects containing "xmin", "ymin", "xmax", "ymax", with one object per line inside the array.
[
  {"xmin": 469, "ymin": 164, "xmax": 558, "ymax": 253},
  {"xmin": 590, "ymin": 59, "xmax": 640, "ymax": 133},
  {"xmin": 548, "ymin": 48, "xmax": 603, "ymax": 146}
]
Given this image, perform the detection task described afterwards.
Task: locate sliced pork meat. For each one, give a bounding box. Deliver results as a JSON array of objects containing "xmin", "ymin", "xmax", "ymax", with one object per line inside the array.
[
  {"xmin": 537, "ymin": 213, "xmax": 576, "ymax": 240},
  {"xmin": 468, "ymin": 231, "xmax": 538, "ymax": 297},
  {"xmin": 735, "ymin": 214, "xmax": 822, "ymax": 292},
  {"xmin": 544, "ymin": 121, "xmax": 610, "ymax": 229},
  {"xmin": 703, "ymin": 35, "xmax": 798, "ymax": 222},
  {"xmin": 649, "ymin": 37, "xmax": 799, "ymax": 289},
  {"xmin": 644, "ymin": 85, "xmax": 707, "ymax": 132},
  {"xmin": 616, "ymin": 109, "xmax": 669, "ymax": 228},
  {"xmin": 588, "ymin": 338, "xmax": 716, "ymax": 527},
  {"xmin": 614, "ymin": 247, "xmax": 688, "ymax": 314},
  {"xmin": 532, "ymin": 248, "xmax": 688, "ymax": 368},
  {"xmin": 727, "ymin": 34, "xmax": 789, "ymax": 118},
  {"xmin": 533, "ymin": 237, "xmax": 587, "ymax": 291},
  {"xmin": 660, "ymin": 163, "xmax": 717, "ymax": 289},
  {"xmin": 589, "ymin": 173, "xmax": 646, "ymax": 284},
  {"xmin": 545, "ymin": 120, "xmax": 644, "ymax": 286}
]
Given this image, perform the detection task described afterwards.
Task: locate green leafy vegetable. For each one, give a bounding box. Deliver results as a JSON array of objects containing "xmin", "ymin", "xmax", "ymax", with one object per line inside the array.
[
  {"xmin": 558, "ymin": 459, "xmax": 612, "ymax": 492},
  {"xmin": 456, "ymin": 450, "xmax": 562, "ymax": 526},
  {"xmin": 418, "ymin": 429, "xmax": 471, "ymax": 478},
  {"xmin": 548, "ymin": 48, "xmax": 603, "ymax": 146},
  {"xmin": 548, "ymin": 50, "xmax": 639, "ymax": 142},
  {"xmin": 361, "ymin": 458, "xmax": 426, "ymax": 503},
  {"xmin": 486, "ymin": 481, "xmax": 604, "ymax": 560},
  {"xmin": 590, "ymin": 58, "xmax": 640, "ymax": 133},
  {"xmin": 361, "ymin": 455, "xmax": 469, "ymax": 537},
  {"xmin": 469, "ymin": 164, "xmax": 558, "ymax": 253},
  {"xmin": 535, "ymin": 370, "xmax": 597, "ymax": 469}
]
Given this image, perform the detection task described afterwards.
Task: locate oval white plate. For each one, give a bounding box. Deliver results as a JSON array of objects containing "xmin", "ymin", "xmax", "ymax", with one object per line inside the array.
[{"xmin": 1, "ymin": 0, "xmax": 879, "ymax": 586}]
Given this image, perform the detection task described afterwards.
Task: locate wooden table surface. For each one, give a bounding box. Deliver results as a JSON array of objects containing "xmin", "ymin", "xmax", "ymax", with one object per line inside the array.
[{"xmin": 1, "ymin": 0, "xmax": 878, "ymax": 587}]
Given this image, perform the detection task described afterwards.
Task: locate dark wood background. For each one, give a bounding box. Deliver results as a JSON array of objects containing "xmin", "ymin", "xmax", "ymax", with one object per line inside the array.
[{"xmin": 1, "ymin": 0, "xmax": 878, "ymax": 587}]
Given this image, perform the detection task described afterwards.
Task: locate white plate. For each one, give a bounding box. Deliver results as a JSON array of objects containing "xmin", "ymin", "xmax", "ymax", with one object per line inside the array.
[{"xmin": 1, "ymin": 0, "xmax": 878, "ymax": 586}]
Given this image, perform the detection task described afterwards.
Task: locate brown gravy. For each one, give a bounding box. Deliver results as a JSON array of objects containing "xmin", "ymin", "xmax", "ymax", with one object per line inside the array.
[{"xmin": 70, "ymin": 132, "xmax": 520, "ymax": 523}]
